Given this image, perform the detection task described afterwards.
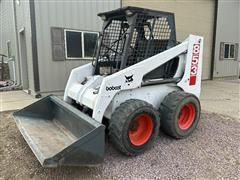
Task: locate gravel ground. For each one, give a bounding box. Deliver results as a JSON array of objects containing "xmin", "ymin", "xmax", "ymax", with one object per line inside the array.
[{"xmin": 0, "ymin": 111, "xmax": 239, "ymax": 179}]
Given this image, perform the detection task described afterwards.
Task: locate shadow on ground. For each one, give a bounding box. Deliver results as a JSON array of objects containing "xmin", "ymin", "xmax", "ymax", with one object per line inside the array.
[{"xmin": 0, "ymin": 111, "xmax": 239, "ymax": 179}]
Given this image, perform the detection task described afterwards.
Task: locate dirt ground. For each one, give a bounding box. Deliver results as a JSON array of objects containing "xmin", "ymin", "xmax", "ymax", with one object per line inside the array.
[{"xmin": 0, "ymin": 111, "xmax": 239, "ymax": 179}]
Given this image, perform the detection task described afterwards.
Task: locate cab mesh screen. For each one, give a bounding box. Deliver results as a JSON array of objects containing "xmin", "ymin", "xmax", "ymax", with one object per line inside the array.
[
  {"xmin": 98, "ymin": 20, "xmax": 128, "ymax": 74},
  {"xmin": 96, "ymin": 13, "xmax": 174, "ymax": 75},
  {"xmin": 127, "ymin": 14, "xmax": 172, "ymax": 66}
]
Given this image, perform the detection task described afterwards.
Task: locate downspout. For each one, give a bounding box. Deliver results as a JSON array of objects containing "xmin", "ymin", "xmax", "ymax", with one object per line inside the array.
[
  {"xmin": 210, "ymin": 0, "xmax": 218, "ymax": 80},
  {"xmin": 12, "ymin": 0, "xmax": 21, "ymax": 87},
  {"xmin": 1, "ymin": 0, "xmax": 23, "ymax": 91},
  {"xmin": 29, "ymin": 0, "xmax": 41, "ymax": 97},
  {"xmin": 238, "ymin": 5, "xmax": 240, "ymax": 78}
]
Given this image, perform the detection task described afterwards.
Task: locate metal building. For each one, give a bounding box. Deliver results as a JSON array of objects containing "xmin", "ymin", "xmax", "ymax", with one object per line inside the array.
[
  {"xmin": 0, "ymin": 0, "xmax": 239, "ymax": 96},
  {"xmin": 123, "ymin": 0, "xmax": 240, "ymax": 79},
  {"xmin": 213, "ymin": 0, "xmax": 240, "ymax": 78},
  {"xmin": 0, "ymin": 0, "xmax": 121, "ymax": 96}
]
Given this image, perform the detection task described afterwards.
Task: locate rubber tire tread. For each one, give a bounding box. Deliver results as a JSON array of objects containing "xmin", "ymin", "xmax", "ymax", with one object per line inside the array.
[
  {"xmin": 109, "ymin": 99, "xmax": 160, "ymax": 156},
  {"xmin": 159, "ymin": 91, "xmax": 201, "ymax": 139}
]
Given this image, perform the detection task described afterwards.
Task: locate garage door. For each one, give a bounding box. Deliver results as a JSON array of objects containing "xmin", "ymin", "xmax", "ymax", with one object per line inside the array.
[{"xmin": 123, "ymin": 0, "xmax": 215, "ymax": 79}]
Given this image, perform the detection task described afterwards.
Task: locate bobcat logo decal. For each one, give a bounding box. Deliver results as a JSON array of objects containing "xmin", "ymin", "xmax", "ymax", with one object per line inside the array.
[{"xmin": 125, "ymin": 75, "xmax": 133, "ymax": 84}]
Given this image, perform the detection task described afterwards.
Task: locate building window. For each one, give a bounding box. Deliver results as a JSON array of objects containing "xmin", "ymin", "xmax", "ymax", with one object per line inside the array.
[
  {"xmin": 64, "ymin": 30, "xmax": 98, "ymax": 59},
  {"xmin": 220, "ymin": 42, "xmax": 238, "ymax": 60},
  {"xmin": 84, "ymin": 32, "xmax": 98, "ymax": 58},
  {"xmin": 65, "ymin": 31, "xmax": 82, "ymax": 58}
]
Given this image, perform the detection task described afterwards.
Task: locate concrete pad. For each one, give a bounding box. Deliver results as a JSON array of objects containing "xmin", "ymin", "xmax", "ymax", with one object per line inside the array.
[
  {"xmin": 200, "ymin": 79, "xmax": 240, "ymax": 120},
  {"xmin": 0, "ymin": 90, "xmax": 37, "ymax": 112}
]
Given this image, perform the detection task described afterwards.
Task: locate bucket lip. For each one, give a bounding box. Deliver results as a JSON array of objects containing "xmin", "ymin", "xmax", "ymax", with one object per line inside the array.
[
  {"xmin": 50, "ymin": 96, "xmax": 102, "ymax": 128},
  {"xmin": 13, "ymin": 95, "xmax": 103, "ymax": 129},
  {"xmin": 13, "ymin": 95, "xmax": 52, "ymax": 117},
  {"xmin": 15, "ymin": 116, "xmax": 105, "ymax": 167},
  {"xmin": 13, "ymin": 95, "xmax": 106, "ymax": 167},
  {"xmin": 43, "ymin": 125, "xmax": 105, "ymax": 167}
]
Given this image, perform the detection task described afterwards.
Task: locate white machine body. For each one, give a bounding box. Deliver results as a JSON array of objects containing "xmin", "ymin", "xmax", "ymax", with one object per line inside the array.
[{"xmin": 64, "ymin": 35, "xmax": 204, "ymax": 123}]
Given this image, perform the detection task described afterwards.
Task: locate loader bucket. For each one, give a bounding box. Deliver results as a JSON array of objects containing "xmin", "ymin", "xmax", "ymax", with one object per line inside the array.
[{"xmin": 13, "ymin": 95, "xmax": 105, "ymax": 167}]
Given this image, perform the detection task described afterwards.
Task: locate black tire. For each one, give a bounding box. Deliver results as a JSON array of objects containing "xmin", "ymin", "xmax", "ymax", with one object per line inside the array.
[
  {"xmin": 109, "ymin": 99, "xmax": 160, "ymax": 156},
  {"xmin": 159, "ymin": 91, "xmax": 201, "ymax": 139}
]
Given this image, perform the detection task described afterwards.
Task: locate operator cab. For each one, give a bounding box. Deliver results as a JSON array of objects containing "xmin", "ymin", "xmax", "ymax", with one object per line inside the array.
[{"xmin": 94, "ymin": 6, "xmax": 179, "ymax": 80}]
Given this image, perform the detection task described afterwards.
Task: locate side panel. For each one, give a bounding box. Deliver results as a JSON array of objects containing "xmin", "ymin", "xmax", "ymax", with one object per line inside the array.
[
  {"xmin": 177, "ymin": 35, "xmax": 204, "ymax": 98},
  {"xmin": 104, "ymin": 84, "xmax": 180, "ymax": 119}
]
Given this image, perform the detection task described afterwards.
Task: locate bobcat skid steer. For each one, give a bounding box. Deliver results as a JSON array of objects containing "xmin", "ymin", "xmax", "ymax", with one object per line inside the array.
[{"xmin": 13, "ymin": 6, "xmax": 203, "ymax": 167}]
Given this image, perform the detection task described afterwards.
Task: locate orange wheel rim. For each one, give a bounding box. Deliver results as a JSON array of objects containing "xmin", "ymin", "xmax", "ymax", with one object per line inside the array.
[
  {"xmin": 178, "ymin": 103, "xmax": 196, "ymax": 130},
  {"xmin": 128, "ymin": 114, "xmax": 154, "ymax": 146}
]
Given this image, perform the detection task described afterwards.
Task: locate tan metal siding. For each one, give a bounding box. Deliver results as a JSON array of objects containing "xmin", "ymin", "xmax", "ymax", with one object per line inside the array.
[
  {"xmin": 123, "ymin": 0, "xmax": 215, "ymax": 79},
  {"xmin": 34, "ymin": 0, "xmax": 121, "ymax": 93}
]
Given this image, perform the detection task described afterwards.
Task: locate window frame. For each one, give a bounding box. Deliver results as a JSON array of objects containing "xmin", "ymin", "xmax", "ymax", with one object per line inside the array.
[
  {"xmin": 64, "ymin": 29, "xmax": 99, "ymax": 60},
  {"xmin": 222, "ymin": 42, "xmax": 236, "ymax": 60}
]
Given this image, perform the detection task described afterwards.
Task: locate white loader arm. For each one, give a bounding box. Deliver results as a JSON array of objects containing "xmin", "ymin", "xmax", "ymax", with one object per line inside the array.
[
  {"xmin": 92, "ymin": 35, "xmax": 203, "ymax": 122},
  {"xmin": 64, "ymin": 63, "xmax": 94, "ymax": 103}
]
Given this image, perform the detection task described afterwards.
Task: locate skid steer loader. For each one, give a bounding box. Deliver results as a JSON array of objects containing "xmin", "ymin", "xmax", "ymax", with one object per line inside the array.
[{"xmin": 13, "ymin": 6, "xmax": 203, "ymax": 167}]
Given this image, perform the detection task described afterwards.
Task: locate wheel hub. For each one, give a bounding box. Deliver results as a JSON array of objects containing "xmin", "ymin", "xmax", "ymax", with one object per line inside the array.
[
  {"xmin": 128, "ymin": 114, "xmax": 153, "ymax": 146},
  {"xmin": 178, "ymin": 103, "xmax": 196, "ymax": 130}
]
